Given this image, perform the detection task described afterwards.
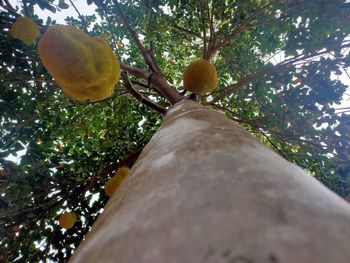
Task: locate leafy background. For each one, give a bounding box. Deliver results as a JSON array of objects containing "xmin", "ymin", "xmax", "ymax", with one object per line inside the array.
[{"xmin": 0, "ymin": 0, "xmax": 350, "ymax": 262}]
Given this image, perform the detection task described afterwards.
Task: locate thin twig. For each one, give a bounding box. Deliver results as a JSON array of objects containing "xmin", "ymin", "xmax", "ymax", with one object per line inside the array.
[
  {"xmin": 1, "ymin": 0, "xmax": 20, "ymax": 17},
  {"xmin": 204, "ymin": 0, "xmax": 217, "ymax": 60},
  {"xmin": 113, "ymin": 0, "xmax": 182, "ymax": 105},
  {"xmin": 68, "ymin": 0, "xmax": 89, "ymax": 33},
  {"xmin": 329, "ymin": 52, "xmax": 350, "ymax": 81},
  {"xmin": 207, "ymin": 102, "xmax": 347, "ymax": 161},
  {"xmin": 130, "ymin": 79, "xmax": 163, "ymax": 96},
  {"xmin": 206, "ymin": 101, "xmax": 292, "ymax": 159},
  {"xmin": 207, "ymin": 0, "xmax": 214, "ymax": 40},
  {"xmin": 211, "ymin": 42, "xmax": 350, "ymax": 102},
  {"xmin": 22, "ymin": 0, "xmax": 29, "ymax": 17},
  {"xmin": 169, "ymin": 23, "xmax": 203, "ymax": 39},
  {"xmin": 3, "ymin": 0, "xmax": 17, "ymax": 12},
  {"xmin": 96, "ymin": 0, "xmax": 118, "ymax": 50},
  {"xmin": 1, "ymin": 2, "xmax": 47, "ymax": 33},
  {"xmin": 257, "ymin": 128, "xmax": 289, "ymax": 160},
  {"xmin": 214, "ymin": 6, "xmax": 269, "ymax": 52},
  {"xmin": 113, "ymin": 0, "xmax": 160, "ymax": 73},
  {"xmin": 200, "ymin": 0, "xmax": 207, "ymax": 59},
  {"xmin": 335, "ymin": 107, "xmax": 350, "ymax": 111}
]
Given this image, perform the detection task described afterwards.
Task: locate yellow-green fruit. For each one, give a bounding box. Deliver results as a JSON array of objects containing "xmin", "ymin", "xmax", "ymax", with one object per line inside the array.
[
  {"xmin": 59, "ymin": 212, "xmax": 77, "ymax": 229},
  {"xmin": 116, "ymin": 167, "xmax": 129, "ymax": 177},
  {"xmin": 38, "ymin": 25, "xmax": 120, "ymax": 101},
  {"xmin": 104, "ymin": 175, "xmax": 124, "ymax": 197},
  {"xmin": 183, "ymin": 59, "xmax": 218, "ymax": 94},
  {"xmin": 9, "ymin": 16, "xmax": 40, "ymax": 45}
]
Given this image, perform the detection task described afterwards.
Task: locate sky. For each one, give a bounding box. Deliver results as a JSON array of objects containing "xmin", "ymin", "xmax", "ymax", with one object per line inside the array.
[{"xmin": 33, "ymin": 0, "xmax": 97, "ymax": 23}]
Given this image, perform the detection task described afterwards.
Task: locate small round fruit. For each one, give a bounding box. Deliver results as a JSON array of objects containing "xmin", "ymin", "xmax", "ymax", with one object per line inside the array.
[
  {"xmin": 116, "ymin": 167, "xmax": 129, "ymax": 177},
  {"xmin": 104, "ymin": 175, "xmax": 124, "ymax": 197},
  {"xmin": 9, "ymin": 16, "xmax": 40, "ymax": 45},
  {"xmin": 59, "ymin": 212, "xmax": 77, "ymax": 229},
  {"xmin": 183, "ymin": 59, "xmax": 218, "ymax": 94},
  {"xmin": 38, "ymin": 24, "xmax": 120, "ymax": 101}
]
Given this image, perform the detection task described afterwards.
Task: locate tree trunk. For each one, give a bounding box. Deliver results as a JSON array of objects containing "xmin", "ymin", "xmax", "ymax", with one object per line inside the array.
[{"xmin": 70, "ymin": 100, "xmax": 350, "ymax": 263}]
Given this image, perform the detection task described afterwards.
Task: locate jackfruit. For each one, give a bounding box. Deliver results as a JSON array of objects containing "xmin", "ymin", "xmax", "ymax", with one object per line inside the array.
[
  {"xmin": 104, "ymin": 174, "xmax": 124, "ymax": 197},
  {"xmin": 183, "ymin": 59, "xmax": 218, "ymax": 94},
  {"xmin": 116, "ymin": 167, "xmax": 129, "ymax": 177},
  {"xmin": 9, "ymin": 16, "xmax": 40, "ymax": 45},
  {"xmin": 38, "ymin": 25, "xmax": 120, "ymax": 101},
  {"xmin": 59, "ymin": 212, "xmax": 77, "ymax": 229}
]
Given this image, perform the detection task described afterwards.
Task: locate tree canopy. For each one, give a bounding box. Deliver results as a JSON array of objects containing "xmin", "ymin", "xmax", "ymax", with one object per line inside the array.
[{"xmin": 1, "ymin": 0, "xmax": 350, "ymax": 262}]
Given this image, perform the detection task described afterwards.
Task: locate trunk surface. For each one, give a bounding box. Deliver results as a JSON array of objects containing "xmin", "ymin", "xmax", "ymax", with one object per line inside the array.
[{"xmin": 70, "ymin": 100, "xmax": 350, "ymax": 263}]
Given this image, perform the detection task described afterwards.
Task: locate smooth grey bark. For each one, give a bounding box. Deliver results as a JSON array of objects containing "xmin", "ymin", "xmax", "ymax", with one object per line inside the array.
[{"xmin": 70, "ymin": 100, "xmax": 350, "ymax": 263}]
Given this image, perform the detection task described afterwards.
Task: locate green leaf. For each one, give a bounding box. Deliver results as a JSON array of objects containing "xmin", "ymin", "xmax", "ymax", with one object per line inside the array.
[
  {"xmin": 58, "ymin": 0, "xmax": 69, "ymax": 9},
  {"xmin": 37, "ymin": 0, "xmax": 56, "ymax": 13}
]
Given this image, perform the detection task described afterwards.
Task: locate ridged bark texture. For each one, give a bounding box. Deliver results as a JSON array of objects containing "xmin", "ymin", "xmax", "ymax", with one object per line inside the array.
[{"xmin": 70, "ymin": 100, "xmax": 350, "ymax": 263}]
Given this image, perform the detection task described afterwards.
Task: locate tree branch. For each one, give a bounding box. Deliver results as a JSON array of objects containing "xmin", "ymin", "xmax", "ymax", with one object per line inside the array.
[
  {"xmin": 113, "ymin": 0, "xmax": 182, "ymax": 105},
  {"xmin": 141, "ymin": 5, "xmax": 202, "ymax": 39},
  {"xmin": 22, "ymin": 0, "xmax": 29, "ymax": 17},
  {"xmin": 169, "ymin": 23, "xmax": 203, "ymax": 39},
  {"xmin": 130, "ymin": 79, "xmax": 164, "ymax": 97},
  {"xmin": 211, "ymin": 41, "xmax": 350, "ymax": 102},
  {"xmin": 335, "ymin": 107, "xmax": 350, "ymax": 111},
  {"xmin": 1, "ymin": 0, "xmax": 20, "ymax": 17},
  {"xmin": 200, "ymin": 0, "xmax": 207, "ymax": 59},
  {"xmin": 210, "ymin": 64, "xmax": 280, "ymax": 103},
  {"xmin": 214, "ymin": 6, "xmax": 269, "ymax": 52},
  {"xmin": 207, "ymin": 0, "xmax": 214, "ymax": 41},
  {"xmin": 113, "ymin": 0, "xmax": 161, "ymax": 73},
  {"xmin": 256, "ymin": 127, "xmax": 289, "ymax": 160},
  {"xmin": 205, "ymin": 102, "xmax": 294, "ymax": 160},
  {"xmin": 204, "ymin": 0, "xmax": 217, "ymax": 60},
  {"xmin": 121, "ymin": 72, "xmax": 167, "ymax": 115},
  {"xmin": 120, "ymin": 62, "xmax": 182, "ymax": 105},
  {"xmin": 1, "ymin": 3, "xmax": 48, "ymax": 33},
  {"xmin": 207, "ymin": 102, "xmax": 347, "ymax": 161}
]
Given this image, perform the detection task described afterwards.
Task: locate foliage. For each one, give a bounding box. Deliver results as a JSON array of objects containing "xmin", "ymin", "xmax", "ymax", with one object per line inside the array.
[{"xmin": 0, "ymin": 0, "xmax": 350, "ymax": 262}]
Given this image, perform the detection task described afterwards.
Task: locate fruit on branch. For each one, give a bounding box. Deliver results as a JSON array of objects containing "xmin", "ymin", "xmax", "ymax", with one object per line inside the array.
[
  {"xmin": 38, "ymin": 25, "xmax": 120, "ymax": 101},
  {"xmin": 104, "ymin": 175, "xmax": 123, "ymax": 197},
  {"xmin": 59, "ymin": 212, "xmax": 77, "ymax": 229},
  {"xmin": 116, "ymin": 167, "xmax": 129, "ymax": 177},
  {"xmin": 183, "ymin": 59, "xmax": 218, "ymax": 94},
  {"xmin": 9, "ymin": 16, "xmax": 40, "ymax": 45},
  {"xmin": 104, "ymin": 167, "xmax": 129, "ymax": 197}
]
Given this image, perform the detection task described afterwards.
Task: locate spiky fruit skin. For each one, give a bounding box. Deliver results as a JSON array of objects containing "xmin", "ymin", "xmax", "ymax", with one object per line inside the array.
[
  {"xmin": 9, "ymin": 16, "xmax": 40, "ymax": 45},
  {"xmin": 104, "ymin": 175, "xmax": 124, "ymax": 197},
  {"xmin": 59, "ymin": 212, "xmax": 77, "ymax": 229},
  {"xmin": 38, "ymin": 25, "xmax": 120, "ymax": 101},
  {"xmin": 116, "ymin": 167, "xmax": 129, "ymax": 177},
  {"xmin": 183, "ymin": 59, "xmax": 218, "ymax": 94}
]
